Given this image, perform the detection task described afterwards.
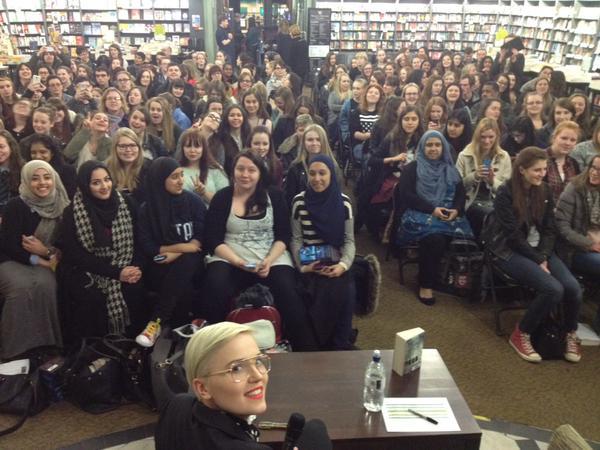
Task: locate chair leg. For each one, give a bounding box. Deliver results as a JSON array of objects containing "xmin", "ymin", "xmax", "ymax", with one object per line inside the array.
[{"xmin": 398, "ymin": 258, "xmax": 405, "ymax": 285}]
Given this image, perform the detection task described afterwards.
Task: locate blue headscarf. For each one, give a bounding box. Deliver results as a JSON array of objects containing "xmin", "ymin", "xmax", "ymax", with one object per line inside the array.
[
  {"xmin": 416, "ymin": 130, "xmax": 462, "ymax": 206},
  {"xmin": 304, "ymin": 155, "xmax": 345, "ymax": 248}
]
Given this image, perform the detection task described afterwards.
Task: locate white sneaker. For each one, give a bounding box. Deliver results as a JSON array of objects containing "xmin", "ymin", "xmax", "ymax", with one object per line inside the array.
[{"xmin": 136, "ymin": 320, "xmax": 161, "ymax": 347}]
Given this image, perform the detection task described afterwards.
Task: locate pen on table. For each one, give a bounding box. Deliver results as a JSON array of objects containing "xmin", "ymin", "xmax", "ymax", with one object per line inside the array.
[{"xmin": 408, "ymin": 408, "xmax": 438, "ymax": 425}]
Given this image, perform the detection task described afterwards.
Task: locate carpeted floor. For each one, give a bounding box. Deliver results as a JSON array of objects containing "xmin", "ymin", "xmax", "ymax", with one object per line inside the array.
[{"xmin": 1, "ymin": 231, "xmax": 599, "ymax": 449}]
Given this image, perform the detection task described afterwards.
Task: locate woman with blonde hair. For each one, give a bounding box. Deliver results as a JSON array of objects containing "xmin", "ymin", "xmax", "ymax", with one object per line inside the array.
[
  {"xmin": 284, "ymin": 124, "xmax": 341, "ymax": 205},
  {"xmin": 456, "ymin": 118, "xmax": 512, "ymax": 236},
  {"xmin": 326, "ymin": 72, "xmax": 352, "ymax": 139},
  {"xmin": 106, "ymin": 128, "xmax": 149, "ymax": 203}
]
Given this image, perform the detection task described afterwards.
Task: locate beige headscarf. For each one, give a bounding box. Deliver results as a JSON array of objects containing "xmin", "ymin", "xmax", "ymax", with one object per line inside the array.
[{"xmin": 19, "ymin": 160, "xmax": 70, "ymax": 245}]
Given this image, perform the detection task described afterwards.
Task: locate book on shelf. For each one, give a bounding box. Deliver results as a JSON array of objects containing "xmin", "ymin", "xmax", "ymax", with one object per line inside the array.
[{"xmin": 392, "ymin": 327, "xmax": 425, "ymax": 376}]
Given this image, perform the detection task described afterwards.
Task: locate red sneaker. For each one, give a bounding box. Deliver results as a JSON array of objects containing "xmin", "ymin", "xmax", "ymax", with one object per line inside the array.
[
  {"xmin": 564, "ymin": 332, "xmax": 581, "ymax": 363},
  {"xmin": 509, "ymin": 324, "xmax": 542, "ymax": 363}
]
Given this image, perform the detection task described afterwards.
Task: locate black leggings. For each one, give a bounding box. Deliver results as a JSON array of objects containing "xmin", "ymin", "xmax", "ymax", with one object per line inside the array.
[
  {"xmin": 418, "ymin": 234, "xmax": 450, "ymax": 289},
  {"xmin": 145, "ymin": 252, "xmax": 204, "ymax": 326},
  {"xmin": 203, "ymin": 262, "xmax": 318, "ymax": 351}
]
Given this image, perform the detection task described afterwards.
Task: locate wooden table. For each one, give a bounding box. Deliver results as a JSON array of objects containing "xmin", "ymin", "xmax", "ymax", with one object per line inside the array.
[{"xmin": 259, "ymin": 349, "xmax": 481, "ymax": 450}]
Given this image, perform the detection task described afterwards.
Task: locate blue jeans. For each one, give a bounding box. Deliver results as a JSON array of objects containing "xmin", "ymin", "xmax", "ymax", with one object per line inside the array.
[
  {"xmin": 572, "ymin": 251, "xmax": 600, "ymax": 275},
  {"xmin": 495, "ymin": 253, "xmax": 582, "ymax": 334}
]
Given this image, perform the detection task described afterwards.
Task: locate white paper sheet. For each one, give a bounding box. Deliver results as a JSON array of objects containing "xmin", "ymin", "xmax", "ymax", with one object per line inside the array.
[
  {"xmin": 382, "ymin": 397, "xmax": 460, "ymax": 433},
  {"xmin": 0, "ymin": 359, "xmax": 29, "ymax": 376}
]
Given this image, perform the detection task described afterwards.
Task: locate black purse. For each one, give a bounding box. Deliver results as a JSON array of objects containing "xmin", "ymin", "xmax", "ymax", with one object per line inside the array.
[
  {"xmin": 532, "ymin": 315, "xmax": 566, "ymax": 360},
  {"xmin": 0, "ymin": 367, "xmax": 49, "ymax": 436},
  {"xmin": 64, "ymin": 338, "xmax": 123, "ymax": 414}
]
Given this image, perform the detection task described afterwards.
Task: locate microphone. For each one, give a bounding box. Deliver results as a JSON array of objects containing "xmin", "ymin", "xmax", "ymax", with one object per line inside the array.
[{"xmin": 282, "ymin": 412, "xmax": 305, "ymax": 450}]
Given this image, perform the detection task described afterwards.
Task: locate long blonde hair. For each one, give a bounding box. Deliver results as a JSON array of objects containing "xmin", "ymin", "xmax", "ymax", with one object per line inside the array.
[
  {"xmin": 470, "ymin": 118, "xmax": 501, "ymax": 166},
  {"xmin": 146, "ymin": 96, "xmax": 176, "ymax": 152},
  {"xmin": 106, "ymin": 128, "xmax": 145, "ymax": 192},
  {"xmin": 294, "ymin": 124, "xmax": 338, "ymax": 172}
]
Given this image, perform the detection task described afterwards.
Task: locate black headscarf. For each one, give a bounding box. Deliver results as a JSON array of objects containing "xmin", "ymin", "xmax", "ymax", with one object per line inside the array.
[
  {"xmin": 145, "ymin": 157, "xmax": 190, "ymax": 244},
  {"xmin": 76, "ymin": 161, "xmax": 120, "ymax": 246},
  {"xmin": 304, "ymin": 155, "xmax": 345, "ymax": 248}
]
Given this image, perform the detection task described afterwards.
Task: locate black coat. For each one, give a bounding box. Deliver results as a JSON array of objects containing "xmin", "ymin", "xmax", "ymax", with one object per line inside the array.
[
  {"xmin": 289, "ymin": 37, "xmax": 309, "ymax": 81},
  {"xmin": 155, "ymin": 394, "xmax": 270, "ymax": 450},
  {"xmin": 485, "ymin": 181, "xmax": 556, "ymax": 263}
]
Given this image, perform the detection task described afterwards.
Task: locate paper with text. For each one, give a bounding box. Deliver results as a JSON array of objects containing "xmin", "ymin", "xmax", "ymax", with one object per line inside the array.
[{"xmin": 382, "ymin": 397, "xmax": 460, "ymax": 432}]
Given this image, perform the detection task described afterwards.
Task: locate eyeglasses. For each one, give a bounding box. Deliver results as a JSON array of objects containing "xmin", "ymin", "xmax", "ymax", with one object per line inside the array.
[
  {"xmin": 204, "ymin": 354, "xmax": 271, "ymax": 383},
  {"xmin": 117, "ymin": 78, "xmax": 130, "ymax": 83},
  {"xmin": 590, "ymin": 166, "xmax": 600, "ymax": 173},
  {"xmin": 117, "ymin": 143, "xmax": 138, "ymax": 150},
  {"xmin": 106, "ymin": 96, "xmax": 122, "ymax": 102},
  {"xmin": 207, "ymin": 114, "xmax": 221, "ymax": 123}
]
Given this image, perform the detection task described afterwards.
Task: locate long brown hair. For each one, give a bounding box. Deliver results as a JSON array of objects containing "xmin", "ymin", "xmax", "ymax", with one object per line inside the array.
[
  {"xmin": 511, "ymin": 146, "xmax": 548, "ymax": 225},
  {"xmin": 177, "ymin": 128, "xmax": 219, "ymax": 184},
  {"xmin": 572, "ymin": 155, "xmax": 600, "ymax": 191}
]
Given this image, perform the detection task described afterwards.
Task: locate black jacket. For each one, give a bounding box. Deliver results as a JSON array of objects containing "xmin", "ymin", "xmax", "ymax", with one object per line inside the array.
[
  {"xmin": 204, "ymin": 186, "xmax": 291, "ymax": 255},
  {"xmin": 485, "ymin": 181, "xmax": 556, "ymax": 263},
  {"xmin": 289, "ymin": 37, "xmax": 309, "ymax": 81},
  {"xmin": 0, "ymin": 198, "xmax": 44, "ymax": 265},
  {"xmin": 155, "ymin": 394, "xmax": 270, "ymax": 450},
  {"xmin": 56, "ymin": 195, "xmax": 143, "ymax": 280}
]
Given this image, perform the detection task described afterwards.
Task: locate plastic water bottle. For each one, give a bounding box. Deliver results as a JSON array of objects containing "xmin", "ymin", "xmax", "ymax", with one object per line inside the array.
[{"xmin": 363, "ymin": 349, "xmax": 386, "ymax": 412}]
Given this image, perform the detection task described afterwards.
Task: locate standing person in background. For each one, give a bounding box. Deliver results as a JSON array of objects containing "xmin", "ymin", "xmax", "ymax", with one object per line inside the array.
[
  {"xmin": 245, "ymin": 17, "xmax": 262, "ymax": 65},
  {"xmin": 274, "ymin": 20, "xmax": 293, "ymax": 66},
  {"xmin": 216, "ymin": 15, "xmax": 236, "ymax": 65},
  {"xmin": 288, "ymin": 25, "xmax": 309, "ymax": 84}
]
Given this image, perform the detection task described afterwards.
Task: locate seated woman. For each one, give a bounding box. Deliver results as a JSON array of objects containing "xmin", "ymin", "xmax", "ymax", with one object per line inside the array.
[
  {"xmin": 0, "ymin": 130, "xmax": 24, "ymax": 218},
  {"xmin": 456, "ymin": 118, "xmax": 512, "ymax": 237},
  {"xmin": 216, "ymin": 104, "xmax": 251, "ymax": 176},
  {"xmin": 535, "ymin": 98, "xmax": 576, "ymax": 149},
  {"xmin": 137, "ymin": 157, "xmax": 206, "ymax": 347},
  {"xmin": 544, "ymin": 121, "xmax": 580, "ymax": 203},
  {"xmin": 349, "ymin": 84, "xmax": 384, "ymax": 163},
  {"xmin": 291, "ymin": 155, "xmax": 355, "ymax": 350},
  {"xmin": 26, "ymin": 133, "xmax": 76, "ymax": 199},
  {"xmin": 64, "ymin": 111, "xmax": 112, "ymax": 168},
  {"xmin": 284, "ymin": 124, "xmax": 341, "ymax": 206},
  {"xmin": 0, "ymin": 160, "xmax": 69, "ymax": 359},
  {"xmin": 393, "ymin": 130, "xmax": 472, "ymax": 306},
  {"xmin": 501, "ymin": 116, "xmax": 536, "ymax": 158},
  {"xmin": 147, "ymin": 97, "xmax": 182, "ymax": 154},
  {"xmin": 106, "ymin": 128, "xmax": 150, "ymax": 204},
  {"xmin": 443, "ymin": 107, "xmax": 473, "ymax": 155},
  {"xmin": 155, "ymin": 322, "xmax": 331, "ymax": 450},
  {"xmin": 128, "ymin": 106, "xmax": 168, "ymax": 161},
  {"xmin": 203, "ymin": 152, "xmax": 318, "ymax": 351},
  {"xmin": 363, "ymin": 106, "xmax": 424, "ymax": 236},
  {"xmin": 177, "ymin": 128, "xmax": 229, "ymax": 205},
  {"xmin": 555, "ymin": 155, "xmax": 600, "ymax": 333},
  {"xmin": 485, "ymin": 147, "xmax": 582, "ymax": 363},
  {"xmin": 571, "ymin": 120, "xmax": 600, "ymax": 170},
  {"xmin": 246, "ymin": 126, "xmax": 283, "ymax": 189},
  {"xmin": 56, "ymin": 161, "xmax": 144, "ymax": 343},
  {"xmin": 99, "ymin": 87, "xmax": 130, "ymax": 136}
]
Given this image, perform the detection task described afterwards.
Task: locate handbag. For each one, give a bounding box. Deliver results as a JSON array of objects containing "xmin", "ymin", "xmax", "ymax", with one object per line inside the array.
[
  {"xmin": 151, "ymin": 328, "xmax": 189, "ymax": 412},
  {"xmin": 101, "ymin": 335, "xmax": 155, "ymax": 410},
  {"xmin": 396, "ymin": 209, "xmax": 474, "ymax": 247},
  {"xmin": 64, "ymin": 338, "xmax": 123, "ymax": 414},
  {"xmin": 531, "ymin": 314, "xmax": 565, "ymax": 360},
  {"xmin": 440, "ymin": 239, "xmax": 485, "ymax": 298},
  {"xmin": 0, "ymin": 365, "xmax": 49, "ymax": 436}
]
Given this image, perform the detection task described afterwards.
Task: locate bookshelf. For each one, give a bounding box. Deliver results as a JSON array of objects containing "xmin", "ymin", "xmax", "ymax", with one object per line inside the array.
[
  {"xmin": 317, "ymin": 0, "xmax": 599, "ymax": 73},
  {"xmin": 0, "ymin": 0, "xmax": 192, "ymax": 54}
]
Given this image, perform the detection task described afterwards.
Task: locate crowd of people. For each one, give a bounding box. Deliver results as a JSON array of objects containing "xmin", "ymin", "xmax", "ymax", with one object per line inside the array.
[{"xmin": 0, "ymin": 31, "xmax": 598, "ymax": 367}]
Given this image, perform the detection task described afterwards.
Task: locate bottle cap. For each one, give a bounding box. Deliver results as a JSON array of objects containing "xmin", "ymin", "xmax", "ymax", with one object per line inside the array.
[{"xmin": 373, "ymin": 349, "xmax": 381, "ymax": 362}]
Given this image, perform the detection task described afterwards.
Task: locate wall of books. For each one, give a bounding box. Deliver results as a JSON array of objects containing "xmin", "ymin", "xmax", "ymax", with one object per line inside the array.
[
  {"xmin": 318, "ymin": 0, "xmax": 600, "ymax": 72},
  {"xmin": 0, "ymin": 0, "xmax": 191, "ymax": 54}
]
